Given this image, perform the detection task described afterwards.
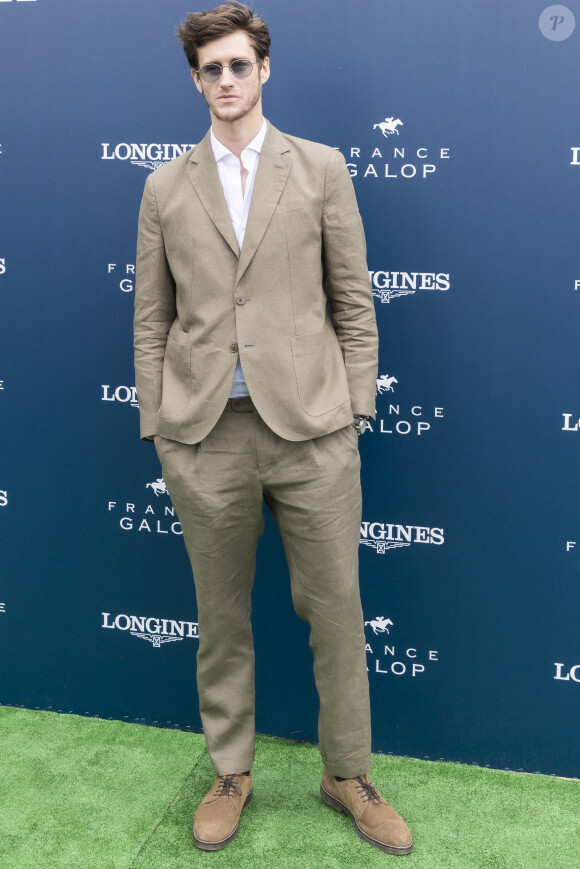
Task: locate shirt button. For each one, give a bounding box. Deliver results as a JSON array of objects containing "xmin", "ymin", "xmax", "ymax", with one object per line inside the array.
[
  {"xmin": 236, "ymin": 296, "xmax": 246, "ymax": 305},
  {"xmin": 230, "ymin": 342, "xmax": 239, "ymax": 353}
]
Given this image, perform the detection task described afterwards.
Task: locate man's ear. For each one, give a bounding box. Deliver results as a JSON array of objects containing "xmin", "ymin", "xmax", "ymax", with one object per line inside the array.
[
  {"xmin": 191, "ymin": 68, "xmax": 203, "ymax": 94},
  {"xmin": 260, "ymin": 57, "xmax": 270, "ymax": 84}
]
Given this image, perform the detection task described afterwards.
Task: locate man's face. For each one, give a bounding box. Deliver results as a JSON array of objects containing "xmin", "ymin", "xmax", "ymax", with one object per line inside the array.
[{"xmin": 192, "ymin": 30, "xmax": 270, "ymax": 124}]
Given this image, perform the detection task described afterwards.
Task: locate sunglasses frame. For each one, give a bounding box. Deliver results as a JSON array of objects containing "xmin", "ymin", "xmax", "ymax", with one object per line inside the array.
[{"xmin": 196, "ymin": 59, "xmax": 259, "ymax": 83}]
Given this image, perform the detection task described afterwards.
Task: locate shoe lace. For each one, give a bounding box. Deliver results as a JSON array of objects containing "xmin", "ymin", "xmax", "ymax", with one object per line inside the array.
[
  {"xmin": 215, "ymin": 774, "xmax": 243, "ymax": 801},
  {"xmin": 354, "ymin": 776, "xmax": 381, "ymax": 804}
]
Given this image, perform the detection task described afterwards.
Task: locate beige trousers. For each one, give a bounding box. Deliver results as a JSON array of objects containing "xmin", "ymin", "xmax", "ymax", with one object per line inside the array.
[{"xmin": 155, "ymin": 397, "xmax": 372, "ymax": 778}]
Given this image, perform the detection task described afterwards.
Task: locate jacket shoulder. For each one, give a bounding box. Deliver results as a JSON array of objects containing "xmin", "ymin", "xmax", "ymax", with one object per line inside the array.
[
  {"xmin": 277, "ymin": 130, "xmax": 342, "ymax": 166},
  {"xmin": 145, "ymin": 146, "xmax": 197, "ymax": 186}
]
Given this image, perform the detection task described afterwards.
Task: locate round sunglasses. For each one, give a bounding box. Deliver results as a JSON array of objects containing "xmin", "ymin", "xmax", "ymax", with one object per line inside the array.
[{"xmin": 196, "ymin": 59, "xmax": 258, "ymax": 84}]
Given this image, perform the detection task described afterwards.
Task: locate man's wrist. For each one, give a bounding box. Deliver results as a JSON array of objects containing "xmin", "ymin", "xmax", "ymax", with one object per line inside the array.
[{"xmin": 353, "ymin": 414, "xmax": 370, "ymax": 434}]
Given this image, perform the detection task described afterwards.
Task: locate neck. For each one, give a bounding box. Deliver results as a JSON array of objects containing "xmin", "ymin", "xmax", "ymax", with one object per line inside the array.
[{"xmin": 211, "ymin": 108, "xmax": 264, "ymax": 159}]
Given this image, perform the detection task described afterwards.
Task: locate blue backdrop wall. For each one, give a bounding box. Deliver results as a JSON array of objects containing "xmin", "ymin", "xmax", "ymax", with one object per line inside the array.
[{"xmin": 1, "ymin": 0, "xmax": 579, "ymax": 777}]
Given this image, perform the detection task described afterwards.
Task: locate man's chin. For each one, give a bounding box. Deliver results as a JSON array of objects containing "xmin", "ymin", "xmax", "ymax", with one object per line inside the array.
[{"xmin": 212, "ymin": 105, "xmax": 249, "ymax": 123}]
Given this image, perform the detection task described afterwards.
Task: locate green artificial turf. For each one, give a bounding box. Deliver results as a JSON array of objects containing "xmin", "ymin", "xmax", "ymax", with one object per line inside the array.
[{"xmin": 1, "ymin": 706, "xmax": 578, "ymax": 869}]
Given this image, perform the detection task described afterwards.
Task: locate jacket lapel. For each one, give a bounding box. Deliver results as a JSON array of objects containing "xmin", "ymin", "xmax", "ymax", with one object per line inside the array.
[
  {"xmin": 186, "ymin": 131, "xmax": 240, "ymax": 257},
  {"xmin": 235, "ymin": 123, "xmax": 292, "ymax": 285}
]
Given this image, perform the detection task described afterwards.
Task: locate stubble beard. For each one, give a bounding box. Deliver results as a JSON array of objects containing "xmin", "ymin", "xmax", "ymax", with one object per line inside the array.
[{"xmin": 204, "ymin": 80, "xmax": 262, "ymax": 123}]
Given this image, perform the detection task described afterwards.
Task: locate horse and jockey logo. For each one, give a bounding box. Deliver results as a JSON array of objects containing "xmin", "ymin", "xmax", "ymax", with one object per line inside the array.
[
  {"xmin": 377, "ymin": 374, "xmax": 398, "ymax": 395},
  {"xmin": 365, "ymin": 616, "xmax": 393, "ymax": 635},
  {"xmin": 373, "ymin": 117, "xmax": 404, "ymax": 138},
  {"xmin": 356, "ymin": 374, "xmax": 399, "ymax": 437},
  {"xmin": 146, "ymin": 478, "xmax": 168, "ymax": 497}
]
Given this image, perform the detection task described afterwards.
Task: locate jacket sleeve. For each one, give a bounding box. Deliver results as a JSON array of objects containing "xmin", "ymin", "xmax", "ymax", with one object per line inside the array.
[
  {"xmin": 133, "ymin": 173, "xmax": 176, "ymax": 440},
  {"xmin": 321, "ymin": 148, "xmax": 378, "ymax": 417}
]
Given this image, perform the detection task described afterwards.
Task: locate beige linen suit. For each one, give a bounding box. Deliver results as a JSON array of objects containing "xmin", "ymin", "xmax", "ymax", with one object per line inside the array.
[{"xmin": 134, "ymin": 121, "xmax": 379, "ymax": 777}]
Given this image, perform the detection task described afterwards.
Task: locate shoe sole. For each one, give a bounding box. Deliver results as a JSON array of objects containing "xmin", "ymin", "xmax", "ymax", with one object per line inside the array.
[
  {"xmin": 320, "ymin": 785, "xmax": 414, "ymax": 855},
  {"xmin": 193, "ymin": 791, "xmax": 253, "ymax": 851}
]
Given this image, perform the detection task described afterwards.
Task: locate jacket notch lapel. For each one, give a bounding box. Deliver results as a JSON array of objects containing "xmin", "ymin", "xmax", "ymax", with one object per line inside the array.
[
  {"xmin": 186, "ymin": 133, "xmax": 240, "ymax": 258},
  {"xmin": 235, "ymin": 134, "xmax": 291, "ymax": 285}
]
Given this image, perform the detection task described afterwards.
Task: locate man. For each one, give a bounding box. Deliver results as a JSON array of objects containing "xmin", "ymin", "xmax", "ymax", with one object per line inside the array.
[{"xmin": 134, "ymin": 1, "xmax": 413, "ymax": 855}]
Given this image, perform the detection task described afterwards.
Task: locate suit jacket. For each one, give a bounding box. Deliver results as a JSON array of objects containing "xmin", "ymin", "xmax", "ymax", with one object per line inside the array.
[{"xmin": 134, "ymin": 121, "xmax": 378, "ymax": 443}]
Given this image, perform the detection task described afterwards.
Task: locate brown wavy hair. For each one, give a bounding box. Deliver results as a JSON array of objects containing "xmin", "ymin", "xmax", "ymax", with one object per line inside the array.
[{"xmin": 177, "ymin": 2, "xmax": 271, "ymax": 70}]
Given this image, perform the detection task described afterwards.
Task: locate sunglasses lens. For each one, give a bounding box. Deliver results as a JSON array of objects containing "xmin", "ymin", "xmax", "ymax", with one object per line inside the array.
[
  {"xmin": 198, "ymin": 60, "xmax": 255, "ymax": 82},
  {"xmin": 230, "ymin": 60, "xmax": 254, "ymax": 78},
  {"xmin": 200, "ymin": 64, "xmax": 222, "ymax": 82}
]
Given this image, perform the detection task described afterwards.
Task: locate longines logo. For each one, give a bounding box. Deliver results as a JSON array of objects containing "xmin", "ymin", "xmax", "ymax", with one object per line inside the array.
[
  {"xmin": 338, "ymin": 115, "xmax": 450, "ymax": 181},
  {"xmin": 101, "ymin": 143, "xmax": 194, "ymax": 171},
  {"xmin": 360, "ymin": 522, "xmax": 444, "ymax": 553},
  {"xmin": 0, "ymin": 490, "xmax": 7, "ymax": 507},
  {"xmin": 102, "ymin": 612, "xmax": 198, "ymax": 646},
  {"xmin": 108, "ymin": 479, "xmax": 182, "ymax": 535},
  {"xmin": 0, "ymin": 258, "xmax": 6, "ymax": 275},
  {"xmin": 362, "ymin": 374, "xmax": 444, "ymax": 437},
  {"xmin": 107, "ymin": 263, "xmax": 135, "ymax": 293},
  {"xmin": 554, "ymin": 663, "xmax": 580, "ymax": 682},
  {"xmin": 102, "ymin": 385, "xmax": 139, "ymax": 408},
  {"xmin": 364, "ymin": 616, "xmax": 439, "ymax": 678},
  {"xmin": 0, "ymin": 603, "xmax": 5, "ymax": 614},
  {"xmin": 571, "ymin": 148, "xmax": 580, "ymax": 165},
  {"xmin": 369, "ymin": 270, "xmax": 450, "ymax": 303}
]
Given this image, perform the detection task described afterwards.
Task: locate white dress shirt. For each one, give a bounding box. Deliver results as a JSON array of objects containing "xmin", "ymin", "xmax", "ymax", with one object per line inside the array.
[{"xmin": 210, "ymin": 119, "xmax": 268, "ymax": 398}]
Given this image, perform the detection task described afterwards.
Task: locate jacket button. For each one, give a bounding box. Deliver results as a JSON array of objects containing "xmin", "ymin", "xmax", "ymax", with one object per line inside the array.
[
  {"xmin": 236, "ymin": 296, "xmax": 246, "ymax": 305},
  {"xmin": 230, "ymin": 342, "xmax": 239, "ymax": 353}
]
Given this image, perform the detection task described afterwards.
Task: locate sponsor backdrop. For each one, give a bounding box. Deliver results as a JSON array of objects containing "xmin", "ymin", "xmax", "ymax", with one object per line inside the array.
[{"xmin": 1, "ymin": 0, "xmax": 579, "ymax": 777}]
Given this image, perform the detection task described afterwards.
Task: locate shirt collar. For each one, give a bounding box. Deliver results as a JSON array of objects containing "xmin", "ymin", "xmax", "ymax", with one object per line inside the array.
[{"xmin": 210, "ymin": 118, "xmax": 268, "ymax": 163}]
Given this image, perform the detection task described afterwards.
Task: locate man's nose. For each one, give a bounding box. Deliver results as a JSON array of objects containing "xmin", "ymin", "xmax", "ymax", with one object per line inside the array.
[{"xmin": 219, "ymin": 66, "xmax": 236, "ymax": 85}]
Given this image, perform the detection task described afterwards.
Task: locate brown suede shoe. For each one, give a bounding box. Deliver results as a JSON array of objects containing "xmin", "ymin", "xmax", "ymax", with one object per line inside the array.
[
  {"xmin": 320, "ymin": 770, "xmax": 413, "ymax": 855},
  {"xmin": 193, "ymin": 773, "xmax": 253, "ymax": 851}
]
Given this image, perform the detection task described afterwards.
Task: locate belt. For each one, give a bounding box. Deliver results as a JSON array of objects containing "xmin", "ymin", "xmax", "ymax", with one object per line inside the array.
[{"xmin": 224, "ymin": 397, "xmax": 256, "ymax": 413}]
